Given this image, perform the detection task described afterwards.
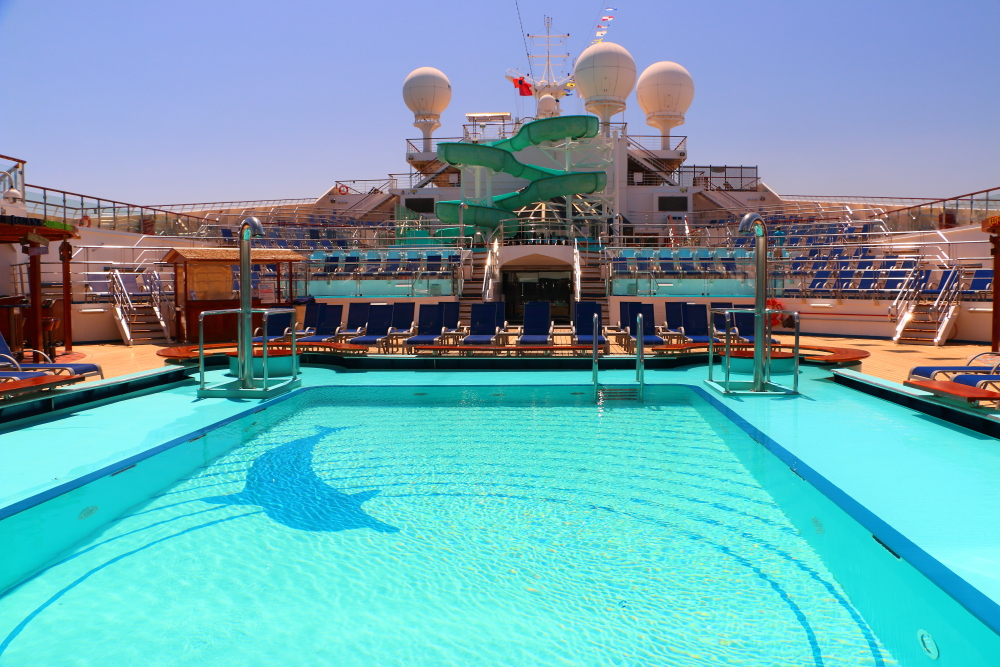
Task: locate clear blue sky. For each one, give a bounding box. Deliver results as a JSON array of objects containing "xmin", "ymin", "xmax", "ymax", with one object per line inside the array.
[{"xmin": 2, "ymin": 0, "xmax": 998, "ymax": 205}]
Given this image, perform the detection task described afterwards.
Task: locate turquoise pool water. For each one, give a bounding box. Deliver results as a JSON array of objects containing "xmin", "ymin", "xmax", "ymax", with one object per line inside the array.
[{"xmin": 0, "ymin": 385, "xmax": 893, "ymax": 665}]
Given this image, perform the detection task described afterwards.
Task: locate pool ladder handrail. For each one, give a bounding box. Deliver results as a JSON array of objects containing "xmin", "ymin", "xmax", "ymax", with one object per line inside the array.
[
  {"xmin": 592, "ymin": 312, "xmax": 599, "ymax": 401},
  {"xmin": 707, "ymin": 308, "xmax": 800, "ymax": 394},
  {"xmin": 636, "ymin": 313, "xmax": 645, "ymax": 401},
  {"xmin": 197, "ymin": 307, "xmax": 299, "ymax": 391}
]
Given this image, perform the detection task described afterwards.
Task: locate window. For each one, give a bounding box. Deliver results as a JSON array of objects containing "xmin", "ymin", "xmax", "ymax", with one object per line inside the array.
[
  {"xmin": 404, "ymin": 197, "xmax": 435, "ymax": 214},
  {"xmin": 658, "ymin": 196, "xmax": 688, "ymax": 212}
]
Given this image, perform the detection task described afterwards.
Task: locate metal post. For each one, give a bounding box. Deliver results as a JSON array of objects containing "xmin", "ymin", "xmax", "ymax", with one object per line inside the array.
[
  {"xmin": 724, "ymin": 311, "xmax": 732, "ymax": 391},
  {"xmin": 792, "ymin": 312, "xmax": 801, "ymax": 394},
  {"xmin": 59, "ymin": 240, "xmax": 73, "ymax": 352},
  {"xmin": 238, "ymin": 217, "xmax": 264, "ymax": 389},
  {"xmin": 636, "ymin": 313, "xmax": 645, "ymax": 400},
  {"xmin": 992, "ymin": 234, "xmax": 999, "ymax": 351},
  {"xmin": 27, "ymin": 244, "xmax": 43, "ymax": 362},
  {"xmin": 738, "ymin": 213, "xmax": 769, "ymax": 391}
]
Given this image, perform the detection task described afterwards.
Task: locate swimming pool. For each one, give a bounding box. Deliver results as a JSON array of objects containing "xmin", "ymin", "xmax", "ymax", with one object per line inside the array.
[{"xmin": 0, "ymin": 384, "xmax": 893, "ymax": 665}]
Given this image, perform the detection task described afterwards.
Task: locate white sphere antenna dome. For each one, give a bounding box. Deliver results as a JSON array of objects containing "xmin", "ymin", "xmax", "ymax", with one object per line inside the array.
[
  {"xmin": 536, "ymin": 94, "xmax": 559, "ymax": 119},
  {"xmin": 573, "ymin": 42, "xmax": 636, "ymax": 129},
  {"xmin": 403, "ymin": 67, "xmax": 452, "ymax": 151},
  {"xmin": 402, "ymin": 67, "xmax": 452, "ymax": 117},
  {"xmin": 637, "ymin": 62, "xmax": 694, "ymax": 117}
]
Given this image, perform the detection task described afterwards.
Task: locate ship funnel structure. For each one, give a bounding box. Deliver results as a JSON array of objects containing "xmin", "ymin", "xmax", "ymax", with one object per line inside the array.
[
  {"xmin": 636, "ymin": 61, "xmax": 694, "ymax": 150},
  {"xmin": 403, "ymin": 67, "xmax": 452, "ymax": 151},
  {"xmin": 573, "ymin": 42, "xmax": 636, "ymax": 135},
  {"xmin": 536, "ymin": 94, "xmax": 559, "ymax": 119}
]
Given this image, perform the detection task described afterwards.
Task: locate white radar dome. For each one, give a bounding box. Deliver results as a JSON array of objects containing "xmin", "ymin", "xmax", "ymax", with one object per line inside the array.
[
  {"xmin": 402, "ymin": 67, "xmax": 452, "ymax": 118},
  {"xmin": 536, "ymin": 94, "xmax": 559, "ymax": 119},
  {"xmin": 637, "ymin": 61, "xmax": 694, "ymax": 118},
  {"xmin": 573, "ymin": 42, "xmax": 636, "ymax": 128},
  {"xmin": 403, "ymin": 67, "xmax": 451, "ymax": 151}
]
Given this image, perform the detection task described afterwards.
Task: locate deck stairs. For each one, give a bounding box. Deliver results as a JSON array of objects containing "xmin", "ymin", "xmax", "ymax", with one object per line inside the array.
[
  {"xmin": 458, "ymin": 250, "xmax": 489, "ymax": 325},
  {"xmin": 110, "ymin": 269, "xmax": 172, "ymax": 346},
  {"xmin": 893, "ymin": 268, "xmax": 961, "ymax": 346},
  {"xmin": 577, "ymin": 248, "xmax": 610, "ymax": 326},
  {"xmin": 695, "ymin": 188, "xmax": 752, "ymax": 217}
]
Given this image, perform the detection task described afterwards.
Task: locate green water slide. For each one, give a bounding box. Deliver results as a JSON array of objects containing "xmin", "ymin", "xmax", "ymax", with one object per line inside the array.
[{"xmin": 434, "ymin": 115, "xmax": 607, "ymax": 235}]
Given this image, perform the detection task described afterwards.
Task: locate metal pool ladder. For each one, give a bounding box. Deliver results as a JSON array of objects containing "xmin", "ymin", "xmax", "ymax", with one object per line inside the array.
[{"xmin": 593, "ymin": 312, "xmax": 645, "ymax": 402}]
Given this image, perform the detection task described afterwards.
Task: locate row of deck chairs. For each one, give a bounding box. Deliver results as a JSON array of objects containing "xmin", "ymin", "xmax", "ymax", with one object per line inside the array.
[
  {"xmin": 0, "ymin": 330, "xmax": 104, "ymax": 399},
  {"xmin": 611, "ymin": 301, "xmax": 776, "ymax": 354},
  {"xmin": 612, "ymin": 251, "xmax": 748, "ymax": 279},
  {"xmin": 785, "ymin": 268, "xmax": 993, "ymax": 300},
  {"xmin": 312, "ymin": 254, "xmax": 461, "ymax": 279}
]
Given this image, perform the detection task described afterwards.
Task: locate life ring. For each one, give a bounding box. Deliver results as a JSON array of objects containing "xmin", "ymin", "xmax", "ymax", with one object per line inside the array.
[
  {"xmin": 80, "ymin": 215, "xmax": 92, "ymax": 227},
  {"xmin": 337, "ymin": 185, "xmax": 349, "ymax": 195},
  {"xmin": 765, "ymin": 298, "xmax": 784, "ymax": 327}
]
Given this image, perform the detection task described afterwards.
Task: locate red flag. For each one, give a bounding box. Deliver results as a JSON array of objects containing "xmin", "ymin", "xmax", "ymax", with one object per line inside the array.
[{"xmin": 513, "ymin": 77, "xmax": 533, "ymax": 96}]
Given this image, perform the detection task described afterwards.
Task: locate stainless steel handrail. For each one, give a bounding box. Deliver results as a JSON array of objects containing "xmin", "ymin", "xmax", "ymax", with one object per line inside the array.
[
  {"xmin": 592, "ymin": 312, "xmax": 599, "ymax": 401},
  {"xmin": 636, "ymin": 313, "xmax": 645, "ymax": 400},
  {"xmin": 197, "ymin": 307, "xmax": 298, "ymax": 391}
]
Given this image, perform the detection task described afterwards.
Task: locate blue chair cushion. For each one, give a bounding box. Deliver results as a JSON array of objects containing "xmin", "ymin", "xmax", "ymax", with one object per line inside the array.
[
  {"xmin": 910, "ymin": 365, "xmax": 994, "ymax": 379},
  {"xmin": 685, "ymin": 335, "xmax": 716, "ymax": 344},
  {"xmin": 0, "ymin": 371, "xmax": 48, "ymax": 381},
  {"xmin": 462, "ymin": 335, "xmax": 495, "ymax": 345},
  {"xmin": 297, "ymin": 335, "xmax": 334, "ymax": 344},
  {"xmin": 348, "ymin": 335, "xmax": 384, "ymax": 345},
  {"xmin": 952, "ymin": 374, "xmax": 1000, "ymax": 387},
  {"xmin": 18, "ymin": 363, "xmax": 102, "ymax": 375},
  {"xmin": 405, "ymin": 335, "xmax": 439, "ymax": 345},
  {"xmin": 576, "ymin": 335, "xmax": 607, "ymax": 345},
  {"xmin": 251, "ymin": 336, "xmax": 284, "ymax": 343},
  {"xmin": 518, "ymin": 335, "xmax": 550, "ymax": 345}
]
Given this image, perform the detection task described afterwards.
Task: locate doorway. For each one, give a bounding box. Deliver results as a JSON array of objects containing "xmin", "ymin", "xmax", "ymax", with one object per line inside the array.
[{"xmin": 501, "ymin": 270, "xmax": 572, "ymax": 323}]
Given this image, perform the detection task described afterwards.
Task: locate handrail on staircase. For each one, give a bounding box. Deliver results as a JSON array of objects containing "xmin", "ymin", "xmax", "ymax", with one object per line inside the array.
[
  {"xmin": 109, "ymin": 269, "xmax": 136, "ymax": 346},
  {"xmin": 889, "ymin": 265, "xmax": 923, "ymax": 320}
]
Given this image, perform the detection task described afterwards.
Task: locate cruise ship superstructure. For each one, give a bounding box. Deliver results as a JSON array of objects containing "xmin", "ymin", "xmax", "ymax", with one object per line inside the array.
[{"xmin": 1, "ymin": 32, "xmax": 998, "ymax": 354}]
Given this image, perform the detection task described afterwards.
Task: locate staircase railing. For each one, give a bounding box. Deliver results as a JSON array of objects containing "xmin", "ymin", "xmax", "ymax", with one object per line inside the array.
[
  {"xmin": 889, "ymin": 265, "xmax": 924, "ymax": 320},
  {"xmin": 145, "ymin": 269, "xmax": 172, "ymax": 342},
  {"xmin": 109, "ymin": 269, "xmax": 135, "ymax": 345},
  {"xmin": 482, "ymin": 240, "xmax": 500, "ymax": 301},
  {"xmin": 931, "ymin": 268, "xmax": 963, "ymax": 345}
]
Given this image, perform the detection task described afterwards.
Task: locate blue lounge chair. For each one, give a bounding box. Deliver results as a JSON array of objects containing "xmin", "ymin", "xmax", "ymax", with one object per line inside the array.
[
  {"xmin": 662, "ymin": 301, "xmax": 684, "ymax": 337},
  {"xmin": 572, "ymin": 301, "xmax": 606, "ymax": 351},
  {"xmin": 295, "ymin": 301, "xmax": 324, "ymax": 336},
  {"xmin": 492, "ymin": 301, "xmax": 507, "ymax": 332},
  {"xmin": 425, "ymin": 255, "xmax": 444, "ymax": 276},
  {"xmin": 84, "ymin": 272, "xmax": 112, "ymax": 301},
  {"xmin": 618, "ymin": 301, "xmax": 640, "ymax": 332},
  {"xmin": 680, "ymin": 303, "xmax": 717, "ymax": 344},
  {"xmin": 349, "ymin": 304, "xmax": 394, "ymax": 349},
  {"xmin": 627, "ymin": 303, "xmax": 665, "ymax": 351},
  {"xmin": 518, "ymin": 301, "xmax": 553, "ymax": 345},
  {"xmin": 952, "ymin": 374, "xmax": 1000, "ymax": 391},
  {"xmin": 732, "ymin": 311, "xmax": 779, "ymax": 344},
  {"xmin": 961, "ymin": 269, "xmax": 992, "ymax": 299},
  {"xmin": 923, "ymin": 269, "xmax": 961, "ymax": 297},
  {"xmin": 389, "ymin": 302, "xmax": 416, "ymax": 337},
  {"xmin": 0, "ymin": 331, "xmax": 104, "ymax": 379},
  {"xmin": 462, "ymin": 304, "xmax": 500, "ymax": 346},
  {"xmin": 0, "ymin": 370, "xmax": 49, "ymax": 381},
  {"xmin": 343, "ymin": 256, "xmax": 362, "ymax": 276},
  {"xmin": 337, "ymin": 302, "xmax": 370, "ymax": 338},
  {"xmin": 404, "ymin": 304, "xmax": 444, "ymax": 349},
  {"xmin": 298, "ymin": 304, "xmax": 343, "ymax": 343},
  {"xmin": 252, "ymin": 311, "xmax": 293, "ymax": 343},
  {"xmin": 441, "ymin": 301, "xmax": 461, "ymax": 334},
  {"xmin": 611, "ymin": 256, "xmax": 631, "ymax": 276}
]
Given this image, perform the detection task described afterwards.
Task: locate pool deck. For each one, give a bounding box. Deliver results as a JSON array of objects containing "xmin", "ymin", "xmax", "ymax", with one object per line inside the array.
[
  {"xmin": 4, "ymin": 345, "xmax": 1000, "ymax": 636},
  {"xmin": 60, "ymin": 335, "xmax": 993, "ymax": 384}
]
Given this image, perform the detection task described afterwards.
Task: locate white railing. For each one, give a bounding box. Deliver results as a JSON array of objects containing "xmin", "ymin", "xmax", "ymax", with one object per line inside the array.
[
  {"xmin": 573, "ymin": 240, "xmax": 582, "ymax": 303},
  {"xmin": 146, "ymin": 270, "xmax": 172, "ymax": 341},
  {"xmin": 109, "ymin": 269, "xmax": 136, "ymax": 346}
]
